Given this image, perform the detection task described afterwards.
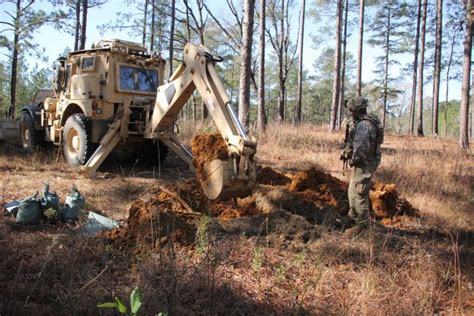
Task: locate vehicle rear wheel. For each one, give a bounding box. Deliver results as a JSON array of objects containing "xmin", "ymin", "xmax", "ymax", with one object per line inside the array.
[
  {"xmin": 20, "ymin": 112, "xmax": 39, "ymax": 152},
  {"xmin": 62, "ymin": 113, "xmax": 93, "ymax": 167}
]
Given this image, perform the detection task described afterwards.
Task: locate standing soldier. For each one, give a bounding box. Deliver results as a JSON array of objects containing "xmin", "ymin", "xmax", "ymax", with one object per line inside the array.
[{"xmin": 341, "ymin": 97, "xmax": 383, "ymax": 237}]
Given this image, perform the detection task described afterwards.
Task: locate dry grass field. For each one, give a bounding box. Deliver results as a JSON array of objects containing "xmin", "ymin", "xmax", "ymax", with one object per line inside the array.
[{"xmin": 0, "ymin": 122, "xmax": 472, "ymax": 315}]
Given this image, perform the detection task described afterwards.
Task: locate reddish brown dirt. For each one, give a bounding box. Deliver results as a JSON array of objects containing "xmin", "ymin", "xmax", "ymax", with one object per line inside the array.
[
  {"xmin": 106, "ymin": 189, "xmax": 199, "ymax": 249},
  {"xmin": 370, "ymin": 182, "xmax": 418, "ymax": 219},
  {"xmin": 191, "ymin": 133, "xmax": 229, "ymax": 182},
  {"xmin": 110, "ymin": 165, "xmax": 419, "ymax": 250},
  {"xmin": 256, "ymin": 166, "xmax": 292, "ymax": 186},
  {"xmin": 288, "ymin": 167, "xmax": 349, "ymax": 215}
]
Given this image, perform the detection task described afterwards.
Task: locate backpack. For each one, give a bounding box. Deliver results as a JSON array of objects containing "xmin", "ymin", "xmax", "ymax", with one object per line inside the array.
[{"xmin": 361, "ymin": 114, "xmax": 384, "ymax": 145}]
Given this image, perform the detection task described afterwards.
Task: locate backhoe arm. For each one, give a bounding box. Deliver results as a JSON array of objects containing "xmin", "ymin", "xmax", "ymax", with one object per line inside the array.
[{"xmin": 146, "ymin": 43, "xmax": 257, "ymax": 199}]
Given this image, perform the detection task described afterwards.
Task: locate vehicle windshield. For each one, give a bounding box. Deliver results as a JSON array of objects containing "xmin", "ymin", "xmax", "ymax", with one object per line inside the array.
[{"xmin": 119, "ymin": 65, "xmax": 158, "ymax": 93}]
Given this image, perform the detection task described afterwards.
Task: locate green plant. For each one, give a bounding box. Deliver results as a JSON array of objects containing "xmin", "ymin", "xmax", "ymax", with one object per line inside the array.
[
  {"xmin": 43, "ymin": 207, "xmax": 61, "ymax": 223},
  {"xmin": 252, "ymin": 246, "xmax": 263, "ymax": 275},
  {"xmin": 98, "ymin": 287, "xmax": 143, "ymax": 315},
  {"xmin": 196, "ymin": 215, "xmax": 210, "ymax": 254},
  {"xmin": 275, "ymin": 263, "xmax": 288, "ymax": 283}
]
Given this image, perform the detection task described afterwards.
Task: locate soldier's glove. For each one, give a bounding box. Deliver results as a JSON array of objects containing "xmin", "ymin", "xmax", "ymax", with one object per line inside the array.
[
  {"xmin": 350, "ymin": 156, "xmax": 361, "ymax": 167},
  {"xmin": 340, "ymin": 148, "xmax": 352, "ymax": 162}
]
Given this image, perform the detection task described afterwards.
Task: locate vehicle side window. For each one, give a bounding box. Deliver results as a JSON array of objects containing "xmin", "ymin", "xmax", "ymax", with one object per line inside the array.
[
  {"xmin": 118, "ymin": 65, "xmax": 158, "ymax": 93},
  {"xmin": 81, "ymin": 57, "xmax": 95, "ymax": 71},
  {"xmin": 64, "ymin": 64, "xmax": 71, "ymax": 90}
]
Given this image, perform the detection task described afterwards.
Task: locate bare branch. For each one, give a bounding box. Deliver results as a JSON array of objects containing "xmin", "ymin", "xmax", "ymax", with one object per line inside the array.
[
  {"xmin": 20, "ymin": 0, "xmax": 35, "ymax": 13},
  {"xmin": 0, "ymin": 21, "xmax": 15, "ymax": 29},
  {"xmin": 203, "ymin": 2, "xmax": 240, "ymax": 49}
]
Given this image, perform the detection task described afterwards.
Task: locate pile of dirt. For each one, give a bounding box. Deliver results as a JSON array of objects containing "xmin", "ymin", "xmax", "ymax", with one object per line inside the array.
[
  {"xmin": 370, "ymin": 182, "xmax": 418, "ymax": 219},
  {"xmin": 256, "ymin": 166, "xmax": 292, "ymax": 186},
  {"xmin": 174, "ymin": 179, "xmax": 259, "ymax": 220},
  {"xmin": 288, "ymin": 167, "xmax": 349, "ymax": 215},
  {"xmin": 191, "ymin": 133, "xmax": 229, "ymax": 182},
  {"xmin": 108, "ymin": 164, "xmax": 419, "ymax": 250},
  {"xmin": 107, "ymin": 189, "xmax": 199, "ymax": 248}
]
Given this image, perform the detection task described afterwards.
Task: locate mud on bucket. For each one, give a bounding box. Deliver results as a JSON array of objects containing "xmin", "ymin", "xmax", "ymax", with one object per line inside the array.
[{"xmin": 200, "ymin": 158, "xmax": 255, "ymax": 200}]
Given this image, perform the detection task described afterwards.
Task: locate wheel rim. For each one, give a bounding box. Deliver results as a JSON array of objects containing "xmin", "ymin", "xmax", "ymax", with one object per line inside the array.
[
  {"xmin": 66, "ymin": 128, "xmax": 81, "ymax": 158},
  {"xmin": 20, "ymin": 123, "xmax": 29, "ymax": 147}
]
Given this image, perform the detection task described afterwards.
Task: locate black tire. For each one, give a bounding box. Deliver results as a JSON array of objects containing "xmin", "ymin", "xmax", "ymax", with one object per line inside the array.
[
  {"xmin": 62, "ymin": 113, "xmax": 93, "ymax": 167},
  {"xmin": 134, "ymin": 140, "xmax": 169, "ymax": 165},
  {"xmin": 19, "ymin": 112, "xmax": 40, "ymax": 152}
]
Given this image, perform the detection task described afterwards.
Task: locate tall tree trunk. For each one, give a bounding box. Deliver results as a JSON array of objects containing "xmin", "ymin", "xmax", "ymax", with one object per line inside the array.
[
  {"xmin": 238, "ymin": 0, "xmax": 255, "ymax": 129},
  {"xmin": 337, "ymin": 0, "xmax": 349, "ymax": 129},
  {"xmin": 184, "ymin": 0, "xmax": 197, "ymax": 123},
  {"xmin": 143, "ymin": 0, "xmax": 148, "ymax": 47},
  {"xmin": 277, "ymin": 0, "xmax": 286, "ymax": 121},
  {"xmin": 74, "ymin": 0, "xmax": 81, "ymax": 51},
  {"xmin": 294, "ymin": 0, "xmax": 305, "ymax": 124},
  {"xmin": 151, "ymin": 0, "xmax": 155, "ymax": 51},
  {"xmin": 169, "ymin": 0, "xmax": 176, "ymax": 78},
  {"xmin": 460, "ymin": 3, "xmax": 472, "ymax": 149},
  {"xmin": 356, "ymin": 0, "xmax": 365, "ymax": 96},
  {"xmin": 80, "ymin": 0, "xmax": 88, "ymax": 49},
  {"xmin": 409, "ymin": 0, "xmax": 422, "ymax": 135},
  {"xmin": 382, "ymin": 7, "xmax": 391, "ymax": 128},
  {"xmin": 197, "ymin": 0, "xmax": 208, "ymax": 120},
  {"xmin": 258, "ymin": 0, "xmax": 266, "ymax": 134},
  {"xmin": 417, "ymin": 0, "xmax": 428, "ymax": 137},
  {"xmin": 8, "ymin": 0, "xmax": 21, "ymax": 119},
  {"xmin": 432, "ymin": 0, "xmax": 443, "ymax": 137},
  {"xmin": 444, "ymin": 22, "xmax": 459, "ymax": 137},
  {"xmin": 330, "ymin": 0, "xmax": 343, "ymax": 132}
]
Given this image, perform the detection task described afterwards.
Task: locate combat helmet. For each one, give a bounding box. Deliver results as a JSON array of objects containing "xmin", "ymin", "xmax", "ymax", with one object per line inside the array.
[{"xmin": 348, "ymin": 97, "xmax": 368, "ymax": 112}]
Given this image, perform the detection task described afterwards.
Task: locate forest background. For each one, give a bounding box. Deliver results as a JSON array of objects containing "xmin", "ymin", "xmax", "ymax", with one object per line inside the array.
[{"xmin": 0, "ymin": 0, "xmax": 471, "ymax": 145}]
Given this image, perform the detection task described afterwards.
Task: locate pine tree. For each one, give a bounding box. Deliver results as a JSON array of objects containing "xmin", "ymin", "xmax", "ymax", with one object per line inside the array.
[
  {"xmin": 409, "ymin": 0, "xmax": 422, "ymax": 135},
  {"xmin": 294, "ymin": 0, "xmax": 306, "ymax": 124},
  {"xmin": 1, "ymin": 0, "xmax": 66, "ymax": 119},
  {"xmin": 238, "ymin": 0, "xmax": 256, "ymax": 129},
  {"xmin": 460, "ymin": 0, "xmax": 472, "ymax": 149},
  {"xmin": 329, "ymin": 0, "xmax": 343, "ymax": 132},
  {"xmin": 258, "ymin": 0, "xmax": 267, "ymax": 134},
  {"xmin": 266, "ymin": 0, "xmax": 297, "ymax": 122},
  {"xmin": 416, "ymin": 0, "xmax": 428, "ymax": 137},
  {"xmin": 431, "ymin": 0, "xmax": 443, "ymax": 137},
  {"xmin": 367, "ymin": 0, "xmax": 409, "ymax": 127}
]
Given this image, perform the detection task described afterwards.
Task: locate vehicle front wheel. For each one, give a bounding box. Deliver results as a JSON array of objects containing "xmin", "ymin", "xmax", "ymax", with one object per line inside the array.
[
  {"xmin": 19, "ymin": 112, "xmax": 40, "ymax": 152},
  {"xmin": 62, "ymin": 113, "xmax": 93, "ymax": 167}
]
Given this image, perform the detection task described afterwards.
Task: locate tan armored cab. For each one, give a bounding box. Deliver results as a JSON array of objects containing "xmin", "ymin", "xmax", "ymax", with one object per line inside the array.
[{"xmin": 18, "ymin": 39, "xmax": 256, "ymax": 200}]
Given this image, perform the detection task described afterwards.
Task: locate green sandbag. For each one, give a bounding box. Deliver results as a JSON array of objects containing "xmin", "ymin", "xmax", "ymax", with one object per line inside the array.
[
  {"xmin": 41, "ymin": 182, "xmax": 60, "ymax": 211},
  {"xmin": 62, "ymin": 185, "xmax": 85, "ymax": 223},
  {"xmin": 16, "ymin": 192, "xmax": 43, "ymax": 225}
]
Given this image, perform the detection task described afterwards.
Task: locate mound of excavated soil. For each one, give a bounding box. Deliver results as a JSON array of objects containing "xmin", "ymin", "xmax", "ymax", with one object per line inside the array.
[
  {"xmin": 288, "ymin": 167, "xmax": 349, "ymax": 215},
  {"xmin": 107, "ymin": 189, "xmax": 200, "ymax": 248},
  {"xmin": 256, "ymin": 166, "xmax": 292, "ymax": 186},
  {"xmin": 370, "ymin": 182, "xmax": 418, "ymax": 219},
  {"xmin": 109, "ymin": 166, "xmax": 419, "ymax": 250},
  {"xmin": 191, "ymin": 133, "xmax": 229, "ymax": 182}
]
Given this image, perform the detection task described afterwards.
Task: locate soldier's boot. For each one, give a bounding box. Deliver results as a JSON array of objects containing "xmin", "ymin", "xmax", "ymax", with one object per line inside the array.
[
  {"xmin": 344, "ymin": 225, "xmax": 366, "ymax": 239},
  {"xmin": 344, "ymin": 210, "xmax": 369, "ymax": 239}
]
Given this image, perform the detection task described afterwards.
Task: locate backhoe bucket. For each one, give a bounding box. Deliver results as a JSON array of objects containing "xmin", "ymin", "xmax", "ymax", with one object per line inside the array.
[{"xmin": 199, "ymin": 158, "xmax": 256, "ymax": 200}]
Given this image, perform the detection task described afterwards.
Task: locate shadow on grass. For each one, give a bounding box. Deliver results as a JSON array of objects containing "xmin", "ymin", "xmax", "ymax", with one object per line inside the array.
[
  {"xmin": 0, "ymin": 215, "xmax": 306, "ymax": 315},
  {"xmin": 0, "ymin": 140, "xmax": 194, "ymax": 182}
]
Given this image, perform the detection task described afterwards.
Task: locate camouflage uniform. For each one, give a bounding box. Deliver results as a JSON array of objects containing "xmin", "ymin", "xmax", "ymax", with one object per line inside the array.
[{"xmin": 345, "ymin": 104, "xmax": 382, "ymax": 227}]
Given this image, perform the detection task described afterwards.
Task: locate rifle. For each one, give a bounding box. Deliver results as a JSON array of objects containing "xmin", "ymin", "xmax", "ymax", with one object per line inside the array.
[{"xmin": 340, "ymin": 99, "xmax": 351, "ymax": 176}]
